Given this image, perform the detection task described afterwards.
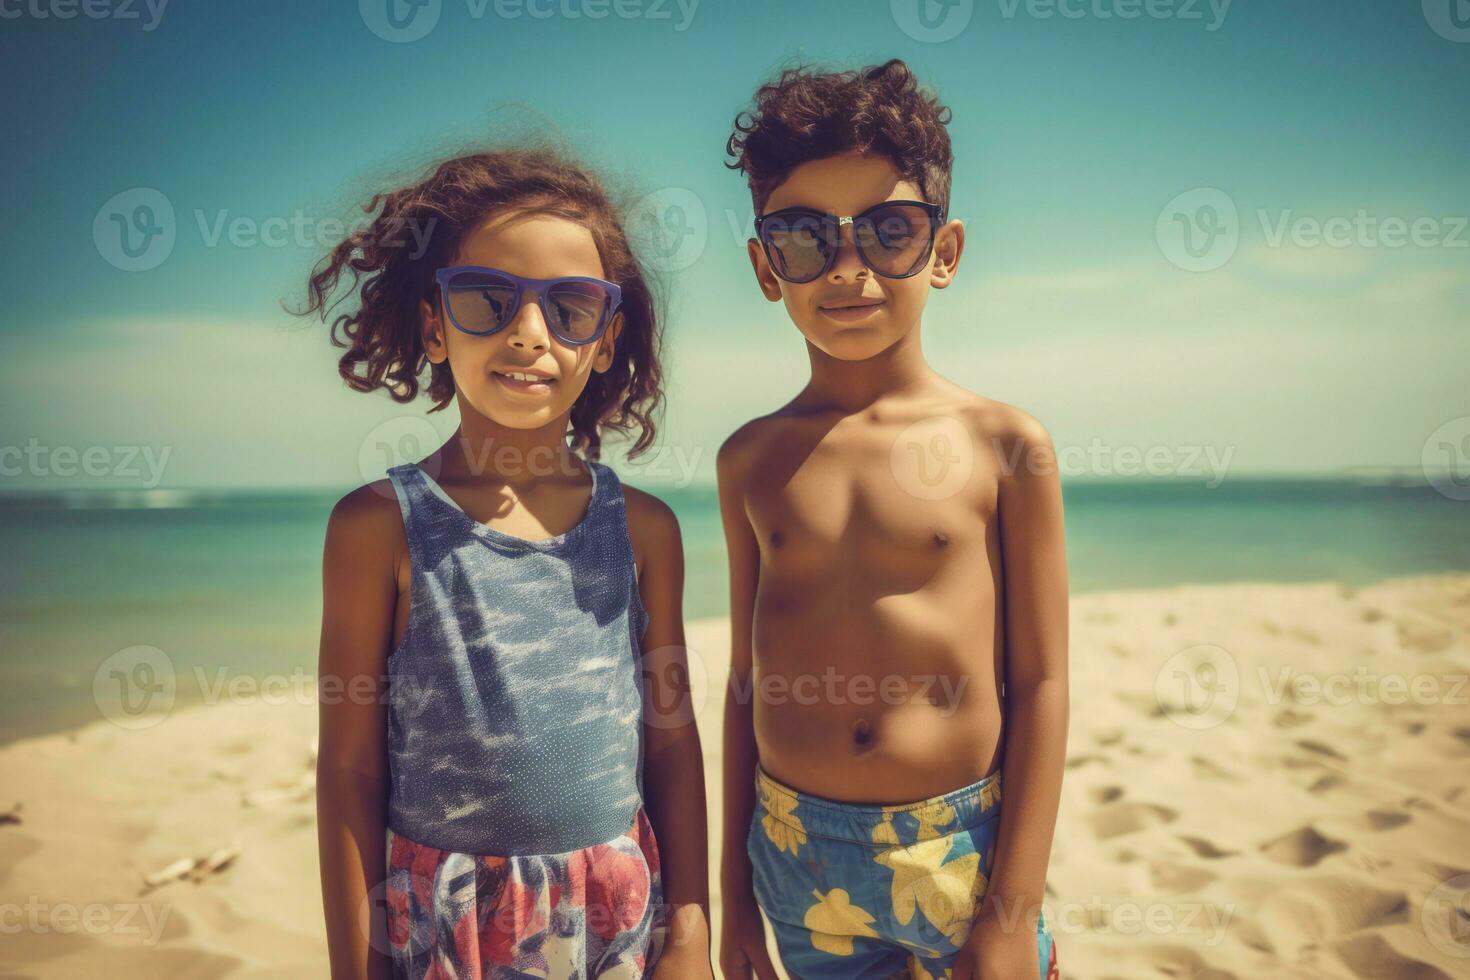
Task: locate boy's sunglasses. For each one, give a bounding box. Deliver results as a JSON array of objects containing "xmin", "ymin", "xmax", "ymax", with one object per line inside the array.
[
  {"xmin": 434, "ymin": 266, "xmax": 622, "ymax": 346},
  {"xmin": 753, "ymin": 200, "xmax": 946, "ymax": 284}
]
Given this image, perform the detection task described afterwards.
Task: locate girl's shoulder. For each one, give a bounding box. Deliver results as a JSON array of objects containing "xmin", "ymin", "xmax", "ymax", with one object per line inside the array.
[
  {"xmin": 617, "ymin": 481, "xmax": 681, "ymax": 579},
  {"xmin": 324, "ymin": 480, "xmax": 410, "ymax": 581}
]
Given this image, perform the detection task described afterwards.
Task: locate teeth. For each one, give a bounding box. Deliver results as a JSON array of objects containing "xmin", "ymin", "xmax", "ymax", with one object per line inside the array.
[{"xmin": 501, "ymin": 371, "xmax": 549, "ymax": 383}]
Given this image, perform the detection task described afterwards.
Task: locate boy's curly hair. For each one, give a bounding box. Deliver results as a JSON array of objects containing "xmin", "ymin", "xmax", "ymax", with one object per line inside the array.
[
  {"xmin": 726, "ymin": 58, "xmax": 954, "ymax": 214},
  {"xmin": 297, "ymin": 146, "xmax": 663, "ymax": 460}
]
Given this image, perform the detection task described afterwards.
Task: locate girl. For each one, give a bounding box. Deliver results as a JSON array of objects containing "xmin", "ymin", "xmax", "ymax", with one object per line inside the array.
[{"xmin": 306, "ymin": 147, "xmax": 712, "ymax": 979}]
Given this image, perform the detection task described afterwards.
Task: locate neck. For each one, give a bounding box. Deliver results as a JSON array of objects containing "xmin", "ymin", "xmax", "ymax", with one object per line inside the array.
[
  {"xmin": 441, "ymin": 398, "xmax": 583, "ymax": 487},
  {"xmin": 802, "ymin": 323, "xmax": 935, "ymax": 414}
]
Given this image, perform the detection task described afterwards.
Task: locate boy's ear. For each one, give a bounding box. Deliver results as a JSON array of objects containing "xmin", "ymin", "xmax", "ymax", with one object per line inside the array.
[
  {"xmin": 420, "ymin": 296, "xmax": 448, "ymax": 363},
  {"xmin": 929, "ymin": 218, "xmax": 965, "ymax": 290},
  {"xmin": 747, "ymin": 238, "xmax": 784, "ymax": 302},
  {"xmin": 591, "ymin": 311, "xmax": 624, "ymax": 374}
]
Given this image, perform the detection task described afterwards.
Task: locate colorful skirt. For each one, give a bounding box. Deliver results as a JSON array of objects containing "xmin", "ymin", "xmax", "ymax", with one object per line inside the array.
[{"xmin": 384, "ymin": 805, "xmax": 667, "ymax": 979}]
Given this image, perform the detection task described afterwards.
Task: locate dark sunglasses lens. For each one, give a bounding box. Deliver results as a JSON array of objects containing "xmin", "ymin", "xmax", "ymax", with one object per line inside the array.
[
  {"xmin": 545, "ymin": 281, "xmax": 612, "ymax": 342},
  {"xmin": 446, "ymin": 270, "xmax": 517, "ymax": 334},
  {"xmin": 762, "ymin": 213, "xmax": 833, "ymax": 282},
  {"xmin": 854, "ymin": 205, "xmax": 936, "ymax": 277}
]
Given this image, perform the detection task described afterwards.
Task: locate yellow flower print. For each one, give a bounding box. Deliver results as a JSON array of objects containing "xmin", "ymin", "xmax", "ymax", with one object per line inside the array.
[
  {"xmin": 909, "ymin": 957, "xmax": 950, "ymax": 980},
  {"xmin": 803, "ymin": 887, "xmax": 880, "ymax": 955},
  {"xmin": 875, "ymin": 836, "xmax": 984, "ymax": 947},
  {"xmin": 758, "ymin": 786, "xmax": 806, "ymax": 857}
]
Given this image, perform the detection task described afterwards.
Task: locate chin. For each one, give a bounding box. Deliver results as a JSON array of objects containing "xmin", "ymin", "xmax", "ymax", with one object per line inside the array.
[{"xmin": 803, "ymin": 323, "xmax": 899, "ymax": 361}]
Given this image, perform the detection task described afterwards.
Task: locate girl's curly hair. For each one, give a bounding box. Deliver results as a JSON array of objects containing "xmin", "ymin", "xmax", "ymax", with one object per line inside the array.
[
  {"xmin": 297, "ymin": 146, "xmax": 663, "ymax": 460},
  {"xmin": 726, "ymin": 58, "xmax": 953, "ymax": 214}
]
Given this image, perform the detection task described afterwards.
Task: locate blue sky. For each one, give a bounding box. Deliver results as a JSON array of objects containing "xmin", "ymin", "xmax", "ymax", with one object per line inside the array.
[{"xmin": 1, "ymin": 0, "xmax": 1466, "ymax": 489}]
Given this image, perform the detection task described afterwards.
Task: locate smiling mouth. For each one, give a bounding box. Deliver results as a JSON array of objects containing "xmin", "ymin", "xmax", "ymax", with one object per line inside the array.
[
  {"xmin": 492, "ymin": 370, "xmax": 557, "ymax": 392},
  {"xmin": 818, "ymin": 300, "xmax": 884, "ymax": 320}
]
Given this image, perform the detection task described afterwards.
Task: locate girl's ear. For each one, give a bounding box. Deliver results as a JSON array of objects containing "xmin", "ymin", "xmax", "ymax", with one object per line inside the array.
[
  {"xmin": 748, "ymin": 238, "xmax": 784, "ymax": 301},
  {"xmin": 929, "ymin": 218, "xmax": 965, "ymax": 289},
  {"xmin": 421, "ymin": 295, "xmax": 448, "ymax": 363},
  {"xmin": 591, "ymin": 310, "xmax": 624, "ymax": 374}
]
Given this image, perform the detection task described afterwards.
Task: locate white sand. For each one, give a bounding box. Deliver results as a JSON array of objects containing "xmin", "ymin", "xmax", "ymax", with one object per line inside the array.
[{"xmin": 2, "ymin": 575, "xmax": 1467, "ymax": 978}]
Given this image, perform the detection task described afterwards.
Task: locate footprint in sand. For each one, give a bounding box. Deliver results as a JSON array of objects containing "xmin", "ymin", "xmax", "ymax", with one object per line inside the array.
[
  {"xmin": 1178, "ymin": 834, "xmax": 1238, "ymax": 860},
  {"xmin": 1334, "ymin": 932, "xmax": 1451, "ymax": 979},
  {"xmin": 1189, "ymin": 755, "xmax": 1243, "ymax": 782},
  {"xmin": 1088, "ymin": 785, "xmax": 1124, "ymax": 805},
  {"xmin": 1273, "ymin": 707, "xmax": 1315, "ymax": 729},
  {"xmin": 1259, "ymin": 877, "xmax": 1413, "ymax": 963},
  {"xmin": 1087, "ymin": 801, "xmax": 1178, "ymax": 840},
  {"xmin": 1259, "ymin": 826, "xmax": 1348, "ymax": 867},
  {"xmin": 1147, "ymin": 858, "xmax": 1217, "ymax": 893}
]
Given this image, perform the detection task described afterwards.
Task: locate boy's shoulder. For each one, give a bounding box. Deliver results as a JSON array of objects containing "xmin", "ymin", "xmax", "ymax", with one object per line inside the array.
[{"xmin": 718, "ymin": 388, "xmax": 1052, "ymax": 469}]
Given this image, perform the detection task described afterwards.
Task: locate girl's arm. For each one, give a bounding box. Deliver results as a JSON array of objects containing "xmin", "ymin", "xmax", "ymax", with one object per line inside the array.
[
  {"xmin": 624, "ymin": 486, "xmax": 713, "ymax": 976},
  {"xmin": 957, "ymin": 411, "xmax": 1070, "ymax": 980},
  {"xmin": 316, "ymin": 485, "xmax": 401, "ymax": 980}
]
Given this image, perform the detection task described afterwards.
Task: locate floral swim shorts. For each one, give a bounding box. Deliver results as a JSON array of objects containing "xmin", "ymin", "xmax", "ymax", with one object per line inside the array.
[
  {"xmin": 384, "ymin": 805, "xmax": 668, "ymax": 979},
  {"xmin": 747, "ymin": 765, "xmax": 1058, "ymax": 980}
]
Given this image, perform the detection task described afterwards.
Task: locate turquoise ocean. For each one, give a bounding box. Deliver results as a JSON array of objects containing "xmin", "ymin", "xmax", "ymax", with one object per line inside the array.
[{"xmin": 2, "ymin": 478, "xmax": 1466, "ymax": 746}]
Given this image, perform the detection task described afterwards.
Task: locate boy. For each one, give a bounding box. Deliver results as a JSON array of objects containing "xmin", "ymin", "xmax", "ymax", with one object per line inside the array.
[{"xmin": 717, "ymin": 60, "xmax": 1066, "ymax": 980}]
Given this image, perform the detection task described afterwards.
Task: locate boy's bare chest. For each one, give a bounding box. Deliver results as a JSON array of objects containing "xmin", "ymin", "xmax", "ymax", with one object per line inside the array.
[{"xmin": 745, "ymin": 427, "xmax": 998, "ymax": 577}]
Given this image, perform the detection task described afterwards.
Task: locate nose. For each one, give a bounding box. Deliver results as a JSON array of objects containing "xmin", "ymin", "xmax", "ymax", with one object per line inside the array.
[
  {"xmin": 825, "ymin": 221, "xmax": 868, "ymax": 283},
  {"xmin": 503, "ymin": 287, "xmax": 550, "ymax": 351}
]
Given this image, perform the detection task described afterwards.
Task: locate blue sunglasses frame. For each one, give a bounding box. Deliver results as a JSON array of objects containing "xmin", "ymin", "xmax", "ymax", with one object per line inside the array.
[{"xmin": 434, "ymin": 266, "xmax": 623, "ymax": 346}]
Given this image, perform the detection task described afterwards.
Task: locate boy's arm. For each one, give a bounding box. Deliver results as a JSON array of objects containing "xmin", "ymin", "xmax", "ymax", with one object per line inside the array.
[
  {"xmin": 626, "ymin": 489, "xmax": 713, "ymax": 973},
  {"xmin": 714, "ymin": 429, "xmax": 782, "ymax": 980},
  {"xmin": 316, "ymin": 486, "xmax": 398, "ymax": 980},
  {"xmin": 981, "ymin": 411, "xmax": 1070, "ymax": 928}
]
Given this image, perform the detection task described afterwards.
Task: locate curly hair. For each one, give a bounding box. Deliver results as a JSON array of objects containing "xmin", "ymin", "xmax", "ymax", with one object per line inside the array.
[
  {"xmin": 726, "ymin": 58, "xmax": 954, "ymax": 214},
  {"xmin": 296, "ymin": 146, "xmax": 664, "ymax": 460}
]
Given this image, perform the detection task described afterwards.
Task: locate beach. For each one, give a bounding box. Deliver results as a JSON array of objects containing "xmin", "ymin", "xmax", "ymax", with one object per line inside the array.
[{"xmin": 1, "ymin": 574, "xmax": 1468, "ymax": 978}]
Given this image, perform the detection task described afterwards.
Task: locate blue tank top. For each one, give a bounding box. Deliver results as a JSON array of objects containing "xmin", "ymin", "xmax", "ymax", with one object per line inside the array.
[{"xmin": 383, "ymin": 457, "xmax": 650, "ymax": 856}]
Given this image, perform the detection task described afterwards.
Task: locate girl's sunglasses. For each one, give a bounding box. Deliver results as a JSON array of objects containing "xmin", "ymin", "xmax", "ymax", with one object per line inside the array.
[
  {"xmin": 434, "ymin": 266, "xmax": 622, "ymax": 346},
  {"xmin": 753, "ymin": 200, "xmax": 946, "ymax": 284}
]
